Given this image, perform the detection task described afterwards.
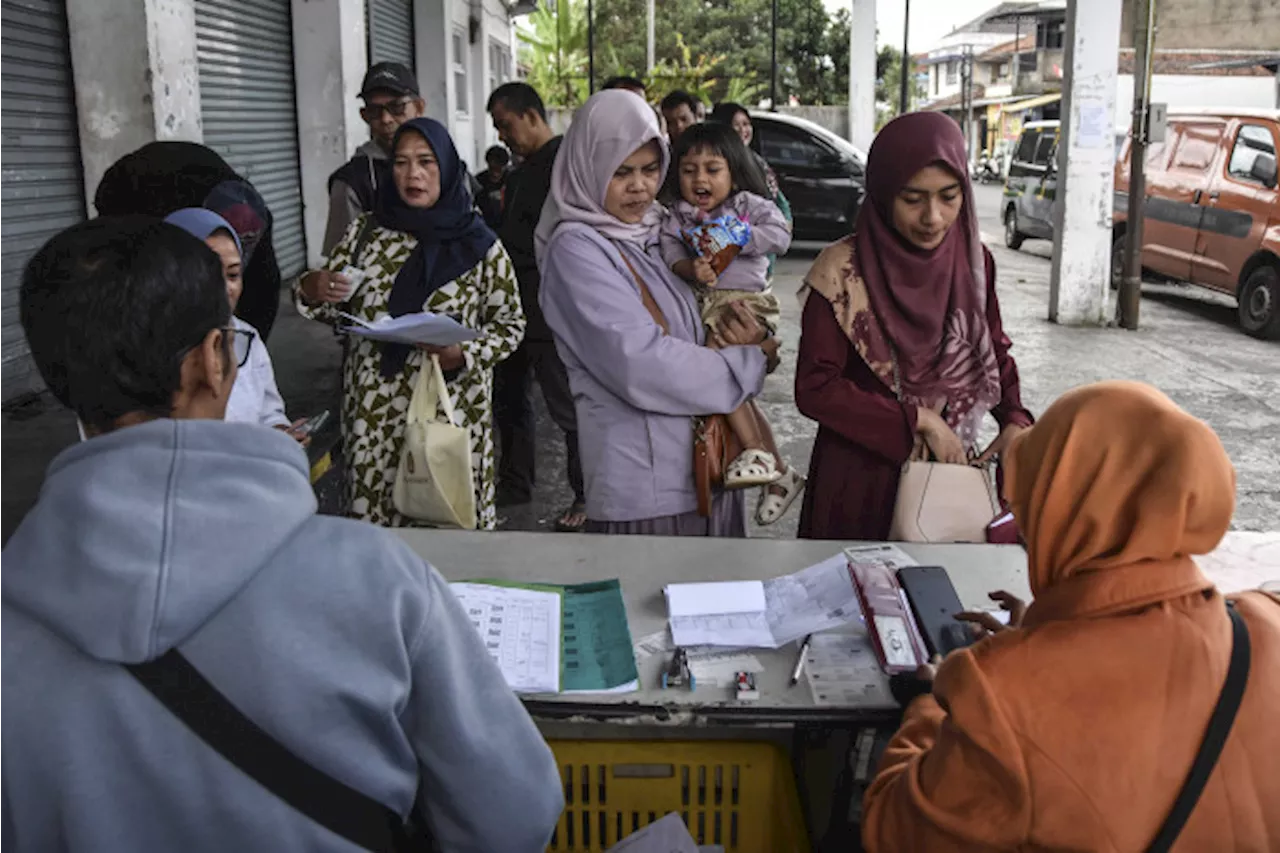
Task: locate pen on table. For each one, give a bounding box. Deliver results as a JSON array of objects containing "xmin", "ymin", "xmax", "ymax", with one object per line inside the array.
[{"xmin": 789, "ymin": 634, "xmax": 813, "ymax": 687}]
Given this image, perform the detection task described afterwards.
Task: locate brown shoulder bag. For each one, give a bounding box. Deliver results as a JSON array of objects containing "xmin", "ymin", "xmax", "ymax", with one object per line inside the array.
[{"xmin": 618, "ymin": 251, "xmax": 740, "ymax": 517}]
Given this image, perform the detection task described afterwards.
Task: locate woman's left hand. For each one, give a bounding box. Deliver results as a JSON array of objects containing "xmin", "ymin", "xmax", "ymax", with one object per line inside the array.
[
  {"xmin": 974, "ymin": 423, "xmax": 1028, "ymax": 466},
  {"xmin": 715, "ymin": 302, "xmax": 766, "ymax": 347},
  {"xmin": 278, "ymin": 419, "xmax": 312, "ymax": 448},
  {"xmin": 418, "ymin": 344, "xmax": 465, "ymax": 371}
]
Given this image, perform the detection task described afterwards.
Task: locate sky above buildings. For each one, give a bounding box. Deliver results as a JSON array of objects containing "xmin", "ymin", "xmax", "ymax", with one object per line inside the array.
[{"xmin": 822, "ymin": 0, "xmax": 1003, "ymax": 51}]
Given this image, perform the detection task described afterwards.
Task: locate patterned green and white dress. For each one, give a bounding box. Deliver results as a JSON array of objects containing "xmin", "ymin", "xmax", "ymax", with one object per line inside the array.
[{"xmin": 296, "ymin": 215, "xmax": 525, "ymax": 529}]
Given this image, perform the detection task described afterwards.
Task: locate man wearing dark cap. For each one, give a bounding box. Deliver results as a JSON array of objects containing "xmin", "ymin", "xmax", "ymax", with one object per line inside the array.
[{"xmin": 322, "ymin": 62, "xmax": 427, "ymax": 254}]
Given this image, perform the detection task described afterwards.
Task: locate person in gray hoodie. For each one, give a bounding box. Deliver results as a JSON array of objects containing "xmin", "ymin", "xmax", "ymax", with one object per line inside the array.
[{"xmin": 1, "ymin": 216, "xmax": 564, "ymax": 852}]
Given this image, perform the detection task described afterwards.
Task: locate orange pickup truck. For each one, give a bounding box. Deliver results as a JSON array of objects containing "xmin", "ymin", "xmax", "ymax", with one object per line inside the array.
[{"xmin": 1114, "ymin": 108, "xmax": 1280, "ymax": 339}]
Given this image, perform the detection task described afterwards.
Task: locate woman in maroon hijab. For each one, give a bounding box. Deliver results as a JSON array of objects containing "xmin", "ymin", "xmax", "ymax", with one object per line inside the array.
[{"xmin": 795, "ymin": 112, "xmax": 1034, "ymax": 540}]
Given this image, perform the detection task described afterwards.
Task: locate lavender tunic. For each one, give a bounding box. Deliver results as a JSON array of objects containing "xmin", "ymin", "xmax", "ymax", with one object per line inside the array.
[{"xmin": 540, "ymin": 222, "xmax": 768, "ymax": 526}]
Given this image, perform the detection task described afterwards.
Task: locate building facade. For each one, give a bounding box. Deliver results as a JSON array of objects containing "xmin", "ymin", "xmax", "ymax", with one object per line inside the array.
[{"xmin": 1, "ymin": 0, "xmax": 518, "ymax": 402}]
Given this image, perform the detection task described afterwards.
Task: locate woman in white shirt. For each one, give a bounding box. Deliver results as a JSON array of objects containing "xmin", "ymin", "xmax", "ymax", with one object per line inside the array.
[{"xmin": 165, "ymin": 208, "xmax": 302, "ymax": 436}]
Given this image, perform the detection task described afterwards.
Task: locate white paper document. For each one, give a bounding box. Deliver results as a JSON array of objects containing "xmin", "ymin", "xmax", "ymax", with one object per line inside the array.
[
  {"xmin": 339, "ymin": 311, "xmax": 479, "ymax": 347},
  {"xmin": 606, "ymin": 813, "xmax": 700, "ymax": 853},
  {"xmin": 843, "ymin": 543, "xmax": 919, "ymax": 571},
  {"xmin": 764, "ymin": 555, "xmax": 863, "ymax": 647},
  {"xmin": 665, "ymin": 557, "xmax": 864, "ymax": 649},
  {"xmin": 805, "ymin": 633, "xmax": 895, "ymax": 708},
  {"xmin": 686, "ymin": 648, "xmax": 764, "ymax": 686},
  {"xmin": 450, "ymin": 583, "xmax": 561, "ymax": 694},
  {"xmin": 664, "ymin": 581, "xmax": 774, "ymax": 647}
]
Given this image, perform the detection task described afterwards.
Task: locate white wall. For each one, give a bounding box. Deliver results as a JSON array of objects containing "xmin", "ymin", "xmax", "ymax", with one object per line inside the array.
[
  {"xmin": 469, "ymin": 0, "xmax": 513, "ymax": 169},
  {"xmin": 1113, "ymin": 74, "xmax": 1277, "ymax": 129}
]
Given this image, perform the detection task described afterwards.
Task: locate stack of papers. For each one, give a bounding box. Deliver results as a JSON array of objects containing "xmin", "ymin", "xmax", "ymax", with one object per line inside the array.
[
  {"xmin": 451, "ymin": 579, "xmax": 639, "ymax": 694},
  {"xmin": 339, "ymin": 311, "xmax": 478, "ymax": 346},
  {"xmin": 664, "ymin": 556, "xmax": 864, "ymax": 648}
]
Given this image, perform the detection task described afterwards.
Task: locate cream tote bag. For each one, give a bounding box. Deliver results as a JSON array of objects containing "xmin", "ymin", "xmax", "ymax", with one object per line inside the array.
[
  {"xmin": 889, "ymin": 460, "xmax": 1001, "ymax": 543},
  {"xmin": 392, "ymin": 355, "xmax": 477, "ymax": 529}
]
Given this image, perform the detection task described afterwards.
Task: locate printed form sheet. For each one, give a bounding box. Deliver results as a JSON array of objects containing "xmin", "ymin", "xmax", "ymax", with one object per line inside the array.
[{"xmin": 451, "ymin": 582, "xmax": 561, "ymax": 694}]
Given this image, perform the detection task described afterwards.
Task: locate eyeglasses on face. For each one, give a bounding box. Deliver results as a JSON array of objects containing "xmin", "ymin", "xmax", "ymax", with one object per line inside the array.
[
  {"xmin": 223, "ymin": 326, "xmax": 255, "ymax": 368},
  {"xmin": 361, "ymin": 98, "xmax": 413, "ymax": 121}
]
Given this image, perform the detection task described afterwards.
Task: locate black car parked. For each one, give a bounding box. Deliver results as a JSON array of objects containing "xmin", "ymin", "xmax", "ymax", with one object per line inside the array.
[{"xmin": 749, "ymin": 112, "xmax": 867, "ymax": 242}]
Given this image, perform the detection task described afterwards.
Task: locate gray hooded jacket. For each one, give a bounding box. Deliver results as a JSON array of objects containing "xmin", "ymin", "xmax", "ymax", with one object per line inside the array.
[{"xmin": 2, "ymin": 420, "xmax": 562, "ymax": 851}]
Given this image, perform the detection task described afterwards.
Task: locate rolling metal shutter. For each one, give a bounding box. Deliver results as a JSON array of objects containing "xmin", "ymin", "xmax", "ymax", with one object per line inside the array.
[
  {"xmin": 195, "ymin": 0, "xmax": 306, "ymax": 277},
  {"xmin": 1, "ymin": 0, "xmax": 85, "ymax": 402},
  {"xmin": 367, "ymin": 0, "xmax": 415, "ymax": 70}
]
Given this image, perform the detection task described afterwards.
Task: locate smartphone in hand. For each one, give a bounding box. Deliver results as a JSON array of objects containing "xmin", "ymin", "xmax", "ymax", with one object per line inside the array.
[
  {"xmin": 897, "ymin": 566, "xmax": 975, "ymax": 657},
  {"xmin": 296, "ymin": 410, "xmax": 330, "ymax": 439}
]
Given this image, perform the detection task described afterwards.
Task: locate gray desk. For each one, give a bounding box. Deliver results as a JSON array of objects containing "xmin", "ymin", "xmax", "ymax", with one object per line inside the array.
[{"xmin": 394, "ymin": 530, "xmax": 1031, "ymax": 725}]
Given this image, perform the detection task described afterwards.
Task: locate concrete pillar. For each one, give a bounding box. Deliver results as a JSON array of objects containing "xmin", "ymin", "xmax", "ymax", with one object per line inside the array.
[
  {"xmin": 416, "ymin": 0, "xmax": 451, "ymax": 127},
  {"xmin": 1047, "ymin": 0, "xmax": 1123, "ymax": 325},
  {"xmin": 848, "ymin": 0, "xmax": 877, "ymax": 151},
  {"xmin": 67, "ymin": 0, "xmax": 203, "ymax": 210},
  {"xmin": 291, "ymin": 0, "xmax": 368, "ymax": 267}
]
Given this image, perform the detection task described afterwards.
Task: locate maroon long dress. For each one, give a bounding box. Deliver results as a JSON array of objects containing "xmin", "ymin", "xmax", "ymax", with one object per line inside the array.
[{"xmin": 796, "ymin": 250, "xmax": 1034, "ymax": 541}]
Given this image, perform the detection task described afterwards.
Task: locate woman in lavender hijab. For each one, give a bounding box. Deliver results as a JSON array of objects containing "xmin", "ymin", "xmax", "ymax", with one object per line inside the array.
[{"xmin": 536, "ymin": 91, "xmax": 781, "ymax": 536}]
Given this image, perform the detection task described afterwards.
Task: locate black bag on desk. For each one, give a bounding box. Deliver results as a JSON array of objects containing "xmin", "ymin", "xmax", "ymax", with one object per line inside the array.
[{"xmin": 127, "ymin": 649, "xmax": 434, "ymax": 852}]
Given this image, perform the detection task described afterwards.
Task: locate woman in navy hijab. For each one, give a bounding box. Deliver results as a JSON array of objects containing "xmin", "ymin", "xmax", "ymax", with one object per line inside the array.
[{"xmin": 295, "ymin": 119, "xmax": 525, "ymax": 529}]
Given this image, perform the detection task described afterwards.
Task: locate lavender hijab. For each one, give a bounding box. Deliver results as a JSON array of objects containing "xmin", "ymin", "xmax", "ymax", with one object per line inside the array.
[{"xmin": 535, "ymin": 90, "xmax": 669, "ymax": 263}]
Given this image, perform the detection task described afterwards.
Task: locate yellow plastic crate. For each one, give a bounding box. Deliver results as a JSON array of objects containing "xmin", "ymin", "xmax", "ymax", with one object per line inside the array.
[{"xmin": 546, "ymin": 740, "xmax": 810, "ymax": 853}]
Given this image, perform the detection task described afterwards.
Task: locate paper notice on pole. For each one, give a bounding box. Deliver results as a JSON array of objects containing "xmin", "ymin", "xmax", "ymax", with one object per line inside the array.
[
  {"xmin": 451, "ymin": 582, "xmax": 561, "ymax": 694},
  {"xmin": 338, "ymin": 311, "xmax": 479, "ymax": 346},
  {"xmin": 606, "ymin": 812, "xmax": 700, "ymax": 853},
  {"xmin": 843, "ymin": 544, "xmax": 918, "ymax": 571},
  {"xmin": 1074, "ymin": 97, "xmax": 1111, "ymax": 150},
  {"xmin": 763, "ymin": 555, "xmax": 864, "ymax": 647},
  {"xmin": 664, "ymin": 581, "xmax": 774, "ymax": 647},
  {"xmin": 805, "ymin": 633, "xmax": 896, "ymax": 709}
]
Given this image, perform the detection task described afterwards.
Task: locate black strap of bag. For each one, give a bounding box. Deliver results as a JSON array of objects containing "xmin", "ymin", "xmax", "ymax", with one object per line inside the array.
[
  {"xmin": 127, "ymin": 649, "xmax": 429, "ymax": 852},
  {"xmin": 1146, "ymin": 602, "xmax": 1251, "ymax": 853}
]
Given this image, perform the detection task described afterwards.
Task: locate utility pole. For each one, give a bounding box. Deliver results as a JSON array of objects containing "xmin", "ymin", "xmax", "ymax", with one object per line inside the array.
[
  {"xmin": 962, "ymin": 45, "xmax": 974, "ymax": 162},
  {"xmin": 587, "ymin": 0, "xmax": 595, "ymax": 93},
  {"xmin": 1120, "ymin": 0, "xmax": 1157, "ymax": 330},
  {"xmin": 1012, "ymin": 15, "xmax": 1021, "ymax": 93},
  {"xmin": 770, "ymin": 0, "xmax": 778, "ymax": 109},
  {"xmin": 646, "ymin": 0, "xmax": 655, "ymax": 74},
  {"xmin": 899, "ymin": 0, "xmax": 911, "ymax": 115}
]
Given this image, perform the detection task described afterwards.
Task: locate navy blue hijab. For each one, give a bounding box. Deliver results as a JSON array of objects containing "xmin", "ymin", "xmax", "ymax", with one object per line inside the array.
[{"xmin": 375, "ymin": 118, "xmax": 496, "ymax": 375}]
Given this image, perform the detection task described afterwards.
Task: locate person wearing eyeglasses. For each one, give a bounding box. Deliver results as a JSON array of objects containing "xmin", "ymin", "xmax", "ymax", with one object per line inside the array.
[
  {"xmin": 164, "ymin": 208, "xmax": 309, "ymax": 444},
  {"xmin": 323, "ymin": 62, "xmax": 429, "ymax": 255},
  {"xmin": 2, "ymin": 216, "xmax": 564, "ymax": 851}
]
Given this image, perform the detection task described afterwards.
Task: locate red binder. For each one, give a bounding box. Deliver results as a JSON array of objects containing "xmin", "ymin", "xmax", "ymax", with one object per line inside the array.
[{"xmin": 850, "ymin": 560, "xmax": 929, "ymax": 674}]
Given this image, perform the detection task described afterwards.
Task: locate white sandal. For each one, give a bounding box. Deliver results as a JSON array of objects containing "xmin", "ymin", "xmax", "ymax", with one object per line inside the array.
[
  {"xmin": 756, "ymin": 466, "xmax": 806, "ymax": 526},
  {"xmin": 724, "ymin": 449, "xmax": 784, "ymax": 489}
]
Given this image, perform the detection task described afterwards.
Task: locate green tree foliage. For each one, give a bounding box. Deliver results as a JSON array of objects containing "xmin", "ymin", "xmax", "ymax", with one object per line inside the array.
[
  {"xmin": 518, "ymin": 0, "xmax": 590, "ymax": 107},
  {"xmin": 520, "ymin": 0, "xmax": 859, "ymax": 107}
]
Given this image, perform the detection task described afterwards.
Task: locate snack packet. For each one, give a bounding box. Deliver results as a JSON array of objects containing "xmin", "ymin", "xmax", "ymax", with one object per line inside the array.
[{"xmin": 681, "ymin": 215, "xmax": 752, "ymax": 275}]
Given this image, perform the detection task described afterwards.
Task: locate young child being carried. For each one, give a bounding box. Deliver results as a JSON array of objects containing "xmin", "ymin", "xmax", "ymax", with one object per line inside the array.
[{"xmin": 659, "ymin": 122, "xmax": 804, "ymax": 526}]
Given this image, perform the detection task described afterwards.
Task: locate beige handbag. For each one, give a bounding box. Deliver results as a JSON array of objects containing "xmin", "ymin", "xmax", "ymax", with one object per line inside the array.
[
  {"xmin": 886, "ymin": 349, "xmax": 1001, "ymax": 543},
  {"xmin": 392, "ymin": 355, "xmax": 477, "ymax": 530},
  {"xmin": 889, "ymin": 460, "xmax": 1001, "ymax": 543}
]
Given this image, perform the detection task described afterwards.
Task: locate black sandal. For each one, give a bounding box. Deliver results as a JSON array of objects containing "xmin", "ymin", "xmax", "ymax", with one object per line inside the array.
[{"xmin": 554, "ymin": 501, "xmax": 587, "ymax": 533}]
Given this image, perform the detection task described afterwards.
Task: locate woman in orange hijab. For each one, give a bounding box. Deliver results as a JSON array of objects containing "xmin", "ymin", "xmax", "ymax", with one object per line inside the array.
[{"xmin": 862, "ymin": 381, "xmax": 1280, "ymax": 852}]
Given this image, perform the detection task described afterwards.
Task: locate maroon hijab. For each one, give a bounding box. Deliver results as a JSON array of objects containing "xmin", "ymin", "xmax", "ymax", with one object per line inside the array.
[{"xmin": 806, "ymin": 112, "xmax": 999, "ymax": 445}]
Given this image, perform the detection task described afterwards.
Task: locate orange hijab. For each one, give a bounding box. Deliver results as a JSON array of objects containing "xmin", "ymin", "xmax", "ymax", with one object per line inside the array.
[{"xmin": 1005, "ymin": 381, "xmax": 1236, "ymax": 627}]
